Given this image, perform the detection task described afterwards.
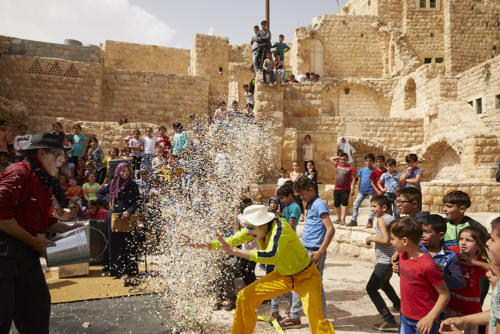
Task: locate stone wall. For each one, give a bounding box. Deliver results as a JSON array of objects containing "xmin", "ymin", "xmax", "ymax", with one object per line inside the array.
[
  {"xmin": 341, "ymin": 0, "xmax": 403, "ymax": 21},
  {"xmin": 402, "ymin": 0, "xmax": 445, "ymax": 64},
  {"xmin": 189, "ymin": 34, "xmax": 229, "ymax": 108},
  {"xmin": 102, "ymin": 69, "xmax": 209, "ymax": 124},
  {"xmin": 291, "ymin": 15, "xmax": 385, "ymax": 78},
  {"xmin": 101, "ymin": 41, "xmax": 190, "ymax": 75},
  {"xmin": 0, "ymin": 55, "xmax": 103, "ymax": 120},
  {"xmin": 456, "ymin": 56, "xmax": 500, "ymax": 134},
  {"xmin": 443, "ymin": 0, "xmax": 500, "ymax": 76}
]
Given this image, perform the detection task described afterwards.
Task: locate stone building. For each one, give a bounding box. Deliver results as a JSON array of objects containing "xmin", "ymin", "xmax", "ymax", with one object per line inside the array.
[{"xmin": 0, "ymin": 0, "xmax": 499, "ymax": 212}]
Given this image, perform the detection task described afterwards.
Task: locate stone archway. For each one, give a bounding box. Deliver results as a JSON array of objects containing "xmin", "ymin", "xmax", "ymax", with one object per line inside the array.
[
  {"xmin": 421, "ymin": 140, "xmax": 464, "ymax": 181},
  {"xmin": 404, "ymin": 78, "xmax": 416, "ymax": 110},
  {"xmin": 345, "ymin": 137, "xmax": 390, "ymax": 171}
]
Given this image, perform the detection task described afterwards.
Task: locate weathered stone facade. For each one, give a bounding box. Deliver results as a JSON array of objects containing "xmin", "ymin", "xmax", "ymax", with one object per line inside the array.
[{"xmin": 0, "ymin": 0, "xmax": 499, "ymax": 212}]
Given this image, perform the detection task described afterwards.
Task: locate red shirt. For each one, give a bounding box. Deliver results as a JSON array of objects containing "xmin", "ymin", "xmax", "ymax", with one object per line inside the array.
[
  {"xmin": 448, "ymin": 246, "xmax": 487, "ymax": 314},
  {"xmin": 334, "ymin": 162, "xmax": 354, "ymax": 190},
  {"xmin": 0, "ymin": 160, "xmax": 58, "ymax": 234},
  {"xmin": 156, "ymin": 135, "xmax": 172, "ymax": 158},
  {"xmin": 400, "ymin": 252, "xmax": 444, "ymax": 320},
  {"xmin": 87, "ymin": 208, "xmax": 108, "ymax": 220},
  {"xmin": 370, "ymin": 168, "xmax": 386, "ymax": 193}
]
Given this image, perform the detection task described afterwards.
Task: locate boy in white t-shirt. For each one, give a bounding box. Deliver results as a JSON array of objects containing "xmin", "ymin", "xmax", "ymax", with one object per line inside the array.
[
  {"xmin": 141, "ymin": 127, "xmax": 158, "ymax": 171},
  {"xmin": 302, "ymin": 135, "xmax": 314, "ymax": 171},
  {"xmin": 276, "ymin": 168, "xmax": 290, "ymax": 189}
]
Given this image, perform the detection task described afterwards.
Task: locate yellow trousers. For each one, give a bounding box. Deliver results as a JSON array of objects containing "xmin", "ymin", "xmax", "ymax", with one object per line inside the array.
[{"xmin": 231, "ymin": 262, "xmax": 335, "ymax": 334}]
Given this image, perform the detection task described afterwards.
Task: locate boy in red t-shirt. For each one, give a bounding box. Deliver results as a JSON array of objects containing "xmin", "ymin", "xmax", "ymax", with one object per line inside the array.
[
  {"xmin": 66, "ymin": 177, "xmax": 84, "ymax": 206},
  {"xmin": 86, "ymin": 200, "xmax": 109, "ymax": 220},
  {"xmin": 370, "ymin": 155, "xmax": 387, "ymax": 195},
  {"xmin": 390, "ymin": 217, "xmax": 450, "ymax": 334},
  {"xmin": 330, "ymin": 153, "xmax": 355, "ymax": 225}
]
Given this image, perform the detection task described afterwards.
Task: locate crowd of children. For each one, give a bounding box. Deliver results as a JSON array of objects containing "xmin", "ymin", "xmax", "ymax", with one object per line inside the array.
[{"xmin": 3, "ymin": 115, "xmax": 500, "ymax": 334}]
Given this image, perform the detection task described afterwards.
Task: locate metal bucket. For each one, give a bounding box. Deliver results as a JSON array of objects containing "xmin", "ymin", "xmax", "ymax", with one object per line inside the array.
[{"xmin": 46, "ymin": 226, "xmax": 91, "ymax": 267}]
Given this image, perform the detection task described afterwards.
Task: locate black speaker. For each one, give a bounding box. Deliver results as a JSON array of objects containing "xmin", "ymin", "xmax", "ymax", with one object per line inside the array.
[
  {"xmin": 108, "ymin": 159, "xmax": 132, "ymax": 180},
  {"xmin": 89, "ymin": 219, "xmax": 107, "ymax": 264}
]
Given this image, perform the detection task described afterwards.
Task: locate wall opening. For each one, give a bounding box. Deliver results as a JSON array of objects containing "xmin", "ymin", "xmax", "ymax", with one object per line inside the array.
[
  {"xmin": 475, "ymin": 98, "xmax": 483, "ymax": 114},
  {"xmin": 422, "ymin": 143, "xmax": 465, "ymax": 181},
  {"xmin": 404, "ymin": 78, "xmax": 417, "ymax": 110},
  {"xmin": 310, "ymin": 39, "xmax": 324, "ymax": 76}
]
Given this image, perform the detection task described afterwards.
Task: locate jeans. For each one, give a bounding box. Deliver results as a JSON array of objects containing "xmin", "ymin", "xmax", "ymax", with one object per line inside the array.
[
  {"xmin": 273, "ymin": 69, "xmax": 285, "ymax": 81},
  {"xmin": 290, "ymin": 249, "xmax": 327, "ymax": 319},
  {"xmin": 262, "ymin": 69, "xmax": 275, "ymax": 83},
  {"xmin": 383, "ymin": 192, "xmax": 400, "ymax": 218},
  {"xmin": 366, "ymin": 263, "xmax": 400, "ymax": 323},
  {"xmin": 352, "ymin": 192, "xmax": 374, "ymax": 222},
  {"xmin": 400, "ymin": 313, "xmax": 439, "ymax": 334},
  {"xmin": 252, "ymin": 49, "xmax": 259, "ymax": 73},
  {"xmin": 141, "ymin": 153, "xmax": 154, "ymax": 171}
]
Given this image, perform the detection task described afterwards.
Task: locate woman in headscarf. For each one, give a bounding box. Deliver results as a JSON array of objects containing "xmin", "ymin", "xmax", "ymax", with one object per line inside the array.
[
  {"xmin": 97, "ymin": 162, "xmax": 140, "ymax": 280},
  {"xmin": 337, "ymin": 136, "xmax": 356, "ymax": 165}
]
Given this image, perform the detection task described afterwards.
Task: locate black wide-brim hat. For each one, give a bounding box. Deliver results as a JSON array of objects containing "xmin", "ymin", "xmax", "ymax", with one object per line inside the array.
[{"xmin": 23, "ymin": 132, "xmax": 66, "ymax": 151}]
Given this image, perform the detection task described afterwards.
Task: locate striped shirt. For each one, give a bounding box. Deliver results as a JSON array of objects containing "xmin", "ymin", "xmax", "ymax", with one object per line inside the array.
[
  {"xmin": 375, "ymin": 214, "xmax": 396, "ymax": 264},
  {"xmin": 211, "ymin": 218, "xmax": 311, "ymax": 276}
]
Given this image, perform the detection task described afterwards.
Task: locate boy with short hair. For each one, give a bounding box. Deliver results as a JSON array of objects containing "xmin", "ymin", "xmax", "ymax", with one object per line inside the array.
[
  {"xmin": 390, "ymin": 217, "xmax": 450, "ymax": 334},
  {"xmin": 276, "ymin": 167, "xmax": 290, "ymax": 189},
  {"xmin": 262, "ymin": 51, "xmax": 275, "ymax": 85},
  {"xmin": 442, "ymin": 190, "xmax": 490, "ymax": 326},
  {"xmin": 395, "ymin": 187, "xmax": 430, "ymax": 223},
  {"xmin": 420, "ymin": 215, "xmax": 465, "ymax": 290},
  {"xmin": 330, "ymin": 152, "xmax": 355, "ymax": 225},
  {"xmin": 379, "ymin": 158, "xmax": 401, "ymax": 218},
  {"xmin": 442, "ymin": 190, "xmax": 488, "ymax": 248},
  {"xmin": 365, "ymin": 195, "xmax": 400, "ymax": 332},
  {"xmin": 439, "ymin": 216, "xmax": 500, "ymax": 334},
  {"xmin": 271, "ymin": 34, "xmax": 290, "ymax": 65},
  {"xmin": 400, "ymin": 153, "xmax": 423, "ymax": 191},
  {"xmin": 280, "ymin": 176, "xmax": 335, "ymax": 329},
  {"xmin": 370, "ymin": 155, "xmax": 387, "ymax": 195},
  {"xmin": 348, "ymin": 153, "xmax": 375, "ymax": 227},
  {"xmin": 277, "ymin": 183, "xmax": 302, "ymax": 231},
  {"xmin": 243, "ymin": 84, "xmax": 254, "ymax": 108}
]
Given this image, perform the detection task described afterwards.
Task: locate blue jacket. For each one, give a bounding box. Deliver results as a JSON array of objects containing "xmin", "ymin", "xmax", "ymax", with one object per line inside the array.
[{"xmin": 421, "ymin": 244, "xmax": 465, "ymax": 290}]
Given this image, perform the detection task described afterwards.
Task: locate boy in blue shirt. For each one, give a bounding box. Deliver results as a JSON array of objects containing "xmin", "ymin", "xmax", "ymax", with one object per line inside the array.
[
  {"xmin": 277, "ymin": 183, "xmax": 302, "ymax": 230},
  {"xmin": 379, "ymin": 158, "xmax": 401, "ymax": 218},
  {"xmin": 280, "ymin": 176, "xmax": 335, "ymax": 329},
  {"xmin": 348, "ymin": 153, "xmax": 375, "ymax": 227}
]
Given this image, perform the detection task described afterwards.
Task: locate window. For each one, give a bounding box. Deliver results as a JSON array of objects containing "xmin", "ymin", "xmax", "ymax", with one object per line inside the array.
[
  {"xmin": 496, "ymin": 94, "xmax": 500, "ymax": 108},
  {"xmin": 424, "ymin": 58, "xmax": 432, "ymax": 64},
  {"xmin": 430, "ymin": 0, "xmax": 436, "ymax": 7},
  {"xmin": 476, "ymin": 98, "xmax": 482, "ymax": 114},
  {"xmin": 468, "ymin": 101, "xmax": 473, "ymax": 107},
  {"xmin": 435, "ymin": 58, "xmax": 443, "ymax": 63},
  {"xmin": 420, "ymin": 0, "xmax": 426, "ymax": 7}
]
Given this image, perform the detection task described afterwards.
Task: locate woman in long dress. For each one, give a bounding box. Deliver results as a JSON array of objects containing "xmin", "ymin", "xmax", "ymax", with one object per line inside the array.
[{"xmin": 97, "ymin": 162, "xmax": 140, "ymax": 279}]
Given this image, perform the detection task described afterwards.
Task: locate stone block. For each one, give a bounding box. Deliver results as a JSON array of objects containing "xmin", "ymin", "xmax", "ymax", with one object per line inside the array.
[
  {"xmin": 339, "ymin": 243, "xmax": 360, "ymax": 258},
  {"xmin": 334, "ymin": 228, "xmax": 351, "ymax": 243},
  {"xmin": 351, "ymin": 230, "xmax": 374, "ymax": 247}
]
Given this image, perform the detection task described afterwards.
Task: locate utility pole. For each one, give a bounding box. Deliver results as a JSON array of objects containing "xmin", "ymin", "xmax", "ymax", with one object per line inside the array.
[{"xmin": 266, "ymin": 0, "xmax": 270, "ymax": 28}]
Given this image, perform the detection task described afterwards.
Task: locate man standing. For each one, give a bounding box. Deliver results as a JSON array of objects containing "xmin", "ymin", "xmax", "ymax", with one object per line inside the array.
[
  {"xmin": 0, "ymin": 133, "xmax": 82, "ymax": 334},
  {"xmin": 255, "ymin": 20, "xmax": 271, "ymax": 74}
]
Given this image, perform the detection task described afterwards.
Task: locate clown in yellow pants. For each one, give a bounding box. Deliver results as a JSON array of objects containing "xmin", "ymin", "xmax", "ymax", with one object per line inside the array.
[{"xmin": 231, "ymin": 262, "xmax": 335, "ymax": 334}]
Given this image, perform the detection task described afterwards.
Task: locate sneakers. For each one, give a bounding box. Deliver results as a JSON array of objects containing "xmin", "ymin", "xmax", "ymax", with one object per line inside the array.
[
  {"xmin": 366, "ymin": 219, "xmax": 374, "ymax": 228},
  {"xmin": 373, "ymin": 321, "xmax": 399, "ymax": 332},
  {"xmin": 346, "ymin": 220, "xmax": 357, "ymax": 227},
  {"xmin": 280, "ymin": 317, "xmax": 302, "ymax": 329}
]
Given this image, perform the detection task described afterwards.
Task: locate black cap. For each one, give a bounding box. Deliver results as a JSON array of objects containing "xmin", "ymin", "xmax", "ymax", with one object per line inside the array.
[{"xmin": 23, "ymin": 132, "xmax": 65, "ymax": 151}]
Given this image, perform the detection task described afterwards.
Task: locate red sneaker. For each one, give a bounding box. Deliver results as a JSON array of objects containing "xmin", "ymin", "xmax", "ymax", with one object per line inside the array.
[{"xmin": 279, "ymin": 317, "xmax": 302, "ymax": 329}]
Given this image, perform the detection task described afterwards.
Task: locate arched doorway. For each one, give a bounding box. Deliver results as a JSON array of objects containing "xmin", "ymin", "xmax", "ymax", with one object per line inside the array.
[
  {"xmin": 404, "ymin": 78, "xmax": 416, "ymax": 109},
  {"xmin": 310, "ymin": 39, "xmax": 324, "ymax": 76}
]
